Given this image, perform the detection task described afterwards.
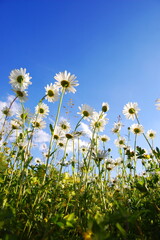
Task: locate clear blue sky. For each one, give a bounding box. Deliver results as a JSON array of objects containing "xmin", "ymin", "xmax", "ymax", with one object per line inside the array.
[{"xmin": 1, "ymin": 0, "xmax": 160, "ymax": 149}]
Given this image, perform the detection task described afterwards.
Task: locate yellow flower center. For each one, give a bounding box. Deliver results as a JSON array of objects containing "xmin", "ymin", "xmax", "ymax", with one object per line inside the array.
[
  {"xmin": 61, "ymin": 80, "xmax": 69, "ymax": 88},
  {"xmin": 17, "ymin": 75, "xmax": 24, "ymax": 83}
]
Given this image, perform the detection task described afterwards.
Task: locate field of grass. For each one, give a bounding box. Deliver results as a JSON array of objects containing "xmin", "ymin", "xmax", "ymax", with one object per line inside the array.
[{"xmin": 0, "ymin": 69, "xmax": 160, "ymax": 240}]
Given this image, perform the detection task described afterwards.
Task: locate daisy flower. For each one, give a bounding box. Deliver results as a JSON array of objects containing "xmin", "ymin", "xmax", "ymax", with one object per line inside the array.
[
  {"xmin": 102, "ymin": 102, "xmax": 109, "ymax": 112},
  {"xmin": 54, "ymin": 70, "xmax": 79, "ymax": 93},
  {"xmin": 58, "ymin": 118, "xmax": 71, "ymax": 132},
  {"xmin": 93, "ymin": 150, "xmax": 108, "ymax": 162},
  {"xmin": 130, "ymin": 123, "xmax": 144, "ymax": 135},
  {"xmin": 10, "ymin": 119, "xmax": 21, "ymax": 130},
  {"xmin": 77, "ymin": 104, "xmax": 94, "ymax": 119},
  {"xmin": 35, "ymin": 102, "xmax": 49, "ymax": 118},
  {"xmin": 35, "ymin": 157, "xmax": 42, "ymax": 165},
  {"xmin": 111, "ymin": 121, "xmax": 123, "ymax": 134},
  {"xmin": 100, "ymin": 134, "xmax": 110, "ymax": 142},
  {"xmin": 16, "ymin": 108, "xmax": 31, "ymax": 122},
  {"xmin": 80, "ymin": 145, "xmax": 88, "ymax": 153},
  {"xmin": 9, "ymin": 68, "xmax": 32, "ymax": 90},
  {"xmin": 123, "ymin": 102, "xmax": 140, "ymax": 120},
  {"xmin": 45, "ymin": 83, "xmax": 59, "ymax": 102},
  {"xmin": 90, "ymin": 112, "xmax": 108, "ymax": 132},
  {"xmin": 31, "ymin": 117, "xmax": 46, "ymax": 129},
  {"xmin": 146, "ymin": 129, "xmax": 156, "ymax": 139},
  {"xmin": 1, "ymin": 106, "xmax": 13, "ymax": 117},
  {"xmin": 114, "ymin": 137, "xmax": 126, "ymax": 148},
  {"xmin": 13, "ymin": 88, "xmax": 28, "ymax": 102},
  {"xmin": 53, "ymin": 126, "xmax": 65, "ymax": 140}
]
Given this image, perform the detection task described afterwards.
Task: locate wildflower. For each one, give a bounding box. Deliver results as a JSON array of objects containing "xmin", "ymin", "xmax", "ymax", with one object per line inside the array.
[
  {"xmin": 111, "ymin": 121, "xmax": 123, "ymax": 134},
  {"xmin": 9, "ymin": 68, "xmax": 32, "ymax": 90},
  {"xmin": 106, "ymin": 163, "xmax": 115, "ymax": 171},
  {"xmin": 90, "ymin": 112, "xmax": 108, "ymax": 132},
  {"xmin": 35, "ymin": 102, "xmax": 49, "ymax": 118},
  {"xmin": 45, "ymin": 83, "xmax": 59, "ymax": 102},
  {"xmin": 10, "ymin": 119, "xmax": 21, "ymax": 129},
  {"xmin": 146, "ymin": 129, "xmax": 156, "ymax": 139},
  {"xmin": 123, "ymin": 102, "xmax": 140, "ymax": 120},
  {"xmin": 102, "ymin": 102, "xmax": 109, "ymax": 112},
  {"xmin": 54, "ymin": 70, "xmax": 79, "ymax": 93},
  {"xmin": 16, "ymin": 108, "xmax": 31, "ymax": 122},
  {"xmin": 1, "ymin": 106, "xmax": 13, "ymax": 117},
  {"xmin": 77, "ymin": 104, "xmax": 94, "ymax": 119},
  {"xmin": 35, "ymin": 157, "xmax": 42, "ymax": 164},
  {"xmin": 31, "ymin": 117, "xmax": 46, "ymax": 129},
  {"xmin": 80, "ymin": 145, "xmax": 88, "ymax": 153},
  {"xmin": 53, "ymin": 126, "xmax": 65, "ymax": 140},
  {"xmin": 58, "ymin": 118, "xmax": 71, "ymax": 132},
  {"xmin": 114, "ymin": 137, "xmax": 126, "ymax": 148},
  {"xmin": 92, "ymin": 150, "xmax": 108, "ymax": 162},
  {"xmin": 100, "ymin": 134, "xmax": 110, "ymax": 142},
  {"xmin": 130, "ymin": 123, "xmax": 144, "ymax": 135},
  {"xmin": 13, "ymin": 88, "xmax": 28, "ymax": 102}
]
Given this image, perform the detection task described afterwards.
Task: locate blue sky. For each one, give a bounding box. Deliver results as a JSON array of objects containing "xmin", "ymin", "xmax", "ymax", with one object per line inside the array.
[{"xmin": 1, "ymin": 0, "xmax": 160, "ymax": 152}]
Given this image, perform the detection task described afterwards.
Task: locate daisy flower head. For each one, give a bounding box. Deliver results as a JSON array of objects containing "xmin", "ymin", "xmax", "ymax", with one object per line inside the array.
[
  {"xmin": 54, "ymin": 70, "xmax": 79, "ymax": 93},
  {"xmin": 102, "ymin": 102, "xmax": 109, "ymax": 112},
  {"xmin": 13, "ymin": 88, "xmax": 28, "ymax": 102},
  {"xmin": 114, "ymin": 137, "xmax": 126, "ymax": 148},
  {"xmin": 16, "ymin": 108, "xmax": 31, "ymax": 122},
  {"xmin": 58, "ymin": 118, "xmax": 71, "ymax": 132},
  {"xmin": 53, "ymin": 126, "xmax": 65, "ymax": 141},
  {"xmin": 35, "ymin": 157, "xmax": 42, "ymax": 165},
  {"xmin": 155, "ymin": 99, "xmax": 160, "ymax": 110},
  {"xmin": 31, "ymin": 117, "xmax": 46, "ymax": 129},
  {"xmin": 146, "ymin": 129, "xmax": 156, "ymax": 139},
  {"xmin": 45, "ymin": 83, "xmax": 59, "ymax": 102},
  {"xmin": 1, "ymin": 106, "xmax": 13, "ymax": 117},
  {"xmin": 100, "ymin": 134, "xmax": 110, "ymax": 143},
  {"xmin": 111, "ymin": 121, "xmax": 123, "ymax": 134},
  {"xmin": 35, "ymin": 102, "xmax": 49, "ymax": 118},
  {"xmin": 90, "ymin": 111, "xmax": 108, "ymax": 132},
  {"xmin": 10, "ymin": 119, "xmax": 22, "ymax": 130},
  {"xmin": 130, "ymin": 123, "xmax": 144, "ymax": 135},
  {"xmin": 77, "ymin": 104, "xmax": 94, "ymax": 119},
  {"xmin": 9, "ymin": 68, "xmax": 32, "ymax": 90},
  {"xmin": 123, "ymin": 102, "xmax": 140, "ymax": 120}
]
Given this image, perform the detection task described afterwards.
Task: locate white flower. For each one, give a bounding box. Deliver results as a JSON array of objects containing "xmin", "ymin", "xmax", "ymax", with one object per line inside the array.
[
  {"xmin": 100, "ymin": 134, "xmax": 110, "ymax": 142},
  {"xmin": 31, "ymin": 117, "xmax": 46, "ymax": 129},
  {"xmin": 13, "ymin": 89, "xmax": 28, "ymax": 102},
  {"xmin": 58, "ymin": 118, "xmax": 71, "ymax": 132},
  {"xmin": 80, "ymin": 145, "xmax": 88, "ymax": 153},
  {"xmin": 130, "ymin": 123, "xmax": 144, "ymax": 135},
  {"xmin": 93, "ymin": 150, "xmax": 108, "ymax": 161},
  {"xmin": 155, "ymin": 98, "xmax": 160, "ymax": 110},
  {"xmin": 54, "ymin": 70, "xmax": 79, "ymax": 93},
  {"xmin": 35, "ymin": 157, "xmax": 42, "ymax": 165},
  {"xmin": 10, "ymin": 119, "xmax": 21, "ymax": 129},
  {"xmin": 102, "ymin": 102, "xmax": 109, "ymax": 112},
  {"xmin": 77, "ymin": 104, "xmax": 94, "ymax": 119},
  {"xmin": 16, "ymin": 108, "xmax": 31, "ymax": 122},
  {"xmin": 53, "ymin": 126, "xmax": 65, "ymax": 141},
  {"xmin": 146, "ymin": 129, "xmax": 156, "ymax": 139},
  {"xmin": 35, "ymin": 102, "xmax": 49, "ymax": 118},
  {"xmin": 90, "ymin": 112, "xmax": 108, "ymax": 132},
  {"xmin": 114, "ymin": 137, "xmax": 126, "ymax": 148},
  {"xmin": 111, "ymin": 121, "xmax": 123, "ymax": 134},
  {"xmin": 123, "ymin": 102, "xmax": 140, "ymax": 120},
  {"xmin": 45, "ymin": 83, "xmax": 59, "ymax": 102},
  {"xmin": 9, "ymin": 68, "xmax": 32, "ymax": 90},
  {"xmin": 1, "ymin": 106, "xmax": 13, "ymax": 117}
]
